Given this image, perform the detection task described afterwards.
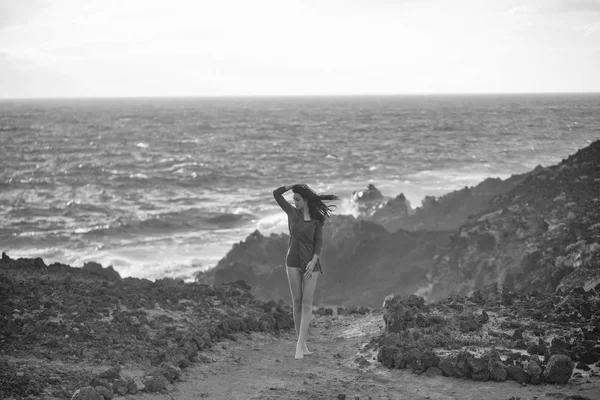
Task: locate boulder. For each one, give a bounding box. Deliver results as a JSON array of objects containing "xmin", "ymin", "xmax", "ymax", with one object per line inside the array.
[
  {"xmin": 468, "ymin": 357, "xmax": 490, "ymax": 381},
  {"xmin": 424, "ymin": 367, "xmax": 443, "ymax": 377},
  {"xmin": 71, "ymin": 387, "xmax": 103, "ymax": 400},
  {"xmin": 93, "ymin": 386, "xmax": 112, "ymax": 400},
  {"xmin": 507, "ymin": 365, "xmax": 530, "ymax": 384},
  {"xmin": 489, "ymin": 360, "xmax": 507, "ymax": 381},
  {"xmin": 421, "ymin": 350, "xmax": 440, "ymax": 369},
  {"xmin": 377, "ymin": 346, "xmax": 400, "ymax": 369},
  {"xmin": 143, "ymin": 375, "xmax": 169, "ymax": 392},
  {"xmin": 451, "ymin": 351, "xmax": 472, "ymax": 378},
  {"xmin": 527, "ymin": 361, "xmax": 542, "ymax": 385},
  {"xmin": 112, "ymin": 379, "xmax": 128, "ymax": 395},
  {"xmin": 543, "ymin": 354, "xmax": 575, "ymax": 384}
]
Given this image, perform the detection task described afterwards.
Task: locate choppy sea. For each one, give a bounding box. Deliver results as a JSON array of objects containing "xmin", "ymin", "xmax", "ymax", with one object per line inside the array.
[{"xmin": 1, "ymin": 94, "xmax": 598, "ymax": 281}]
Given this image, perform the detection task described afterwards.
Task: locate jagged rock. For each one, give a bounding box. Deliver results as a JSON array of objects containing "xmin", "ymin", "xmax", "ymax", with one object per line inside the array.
[
  {"xmin": 469, "ymin": 356, "xmax": 490, "ymax": 381},
  {"xmin": 159, "ymin": 362, "xmax": 182, "ymax": 383},
  {"xmin": 421, "ymin": 350, "xmax": 440, "ymax": 369},
  {"xmin": 489, "ymin": 360, "xmax": 507, "ymax": 381},
  {"xmin": 93, "ymin": 386, "xmax": 112, "ymax": 400},
  {"xmin": 527, "ymin": 338, "xmax": 547, "ymax": 356},
  {"xmin": 97, "ymin": 366, "xmax": 120, "ymax": 381},
  {"xmin": 424, "ymin": 367, "xmax": 443, "ymax": 377},
  {"xmin": 543, "ymin": 354, "xmax": 575, "ymax": 384},
  {"xmin": 377, "ymin": 346, "xmax": 400, "ymax": 369},
  {"xmin": 71, "ymin": 387, "xmax": 103, "ymax": 400},
  {"xmin": 143, "ymin": 375, "xmax": 169, "ymax": 392},
  {"xmin": 383, "ymin": 294, "xmax": 426, "ymax": 333},
  {"xmin": 459, "ymin": 318, "xmax": 480, "ymax": 333},
  {"xmin": 477, "ymin": 310, "xmax": 489, "ymax": 324},
  {"xmin": 112, "ymin": 379, "xmax": 128, "ymax": 395},
  {"xmin": 512, "ymin": 328, "xmax": 524, "ymax": 340},
  {"xmin": 313, "ymin": 307, "xmax": 333, "ymax": 316},
  {"xmin": 131, "ymin": 377, "xmax": 145, "ymax": 393},
  {"xmin": 577, "ymin": 362, "xmax": 591, "ymax": 371},
  {"xmin": 452, "ymin": 351, "xmax": 472, "ymax": 378},
  {"xmin": 507, "ymin": 365, "xmax": 530, "ymax": 384},
  {"xmin": 82, "ymin": 262, "xmax": 121, "ymax": 280},
  {"xmin": 351, "ymin": 184, "xmax": 385, "ymax": 216},
  {"xmin": 439, "ymin": 358, "xmax": 453, "ymax": 376},
  {"xmin": 527, "ymin": 361, "xmax": 542, "ymax": 385},
  {"xmin": 429, "ymin": 140, "xmax": 600, "ymax": 300}
]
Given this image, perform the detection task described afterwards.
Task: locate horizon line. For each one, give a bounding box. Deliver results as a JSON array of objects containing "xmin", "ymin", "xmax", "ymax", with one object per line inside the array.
[{"xmin": 2, "ymin": 91, "xmax": 600, "ymax": 101}]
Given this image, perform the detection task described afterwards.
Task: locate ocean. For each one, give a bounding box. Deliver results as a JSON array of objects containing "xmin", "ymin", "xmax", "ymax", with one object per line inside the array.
[{"xmin": 1, "ymin": 94, "xmax": 598, "ymax": 281}]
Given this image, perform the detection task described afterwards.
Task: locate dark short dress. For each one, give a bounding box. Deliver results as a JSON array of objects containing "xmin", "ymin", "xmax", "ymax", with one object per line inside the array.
[{"xmin": 273, "ymin": 186, "xmax": 324, "ymax": 274}]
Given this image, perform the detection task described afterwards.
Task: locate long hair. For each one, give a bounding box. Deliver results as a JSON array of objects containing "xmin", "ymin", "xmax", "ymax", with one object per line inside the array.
[{"xmin": 292, "ymin": 184, "xmax": 339, "ymax": 223}]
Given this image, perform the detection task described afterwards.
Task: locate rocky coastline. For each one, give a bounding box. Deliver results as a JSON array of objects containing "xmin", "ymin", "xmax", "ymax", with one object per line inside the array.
[
  {"xmin": 2, "ymin": 140, "xmax": 599, "ymax": 399},
  {"xmin": 0, "ymin": 254, "xmax": 293, "ymax": 399}
]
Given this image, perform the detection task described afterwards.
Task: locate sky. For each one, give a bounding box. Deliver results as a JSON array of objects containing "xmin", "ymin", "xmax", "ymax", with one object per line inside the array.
[{"xmin": 0, "ymin": 0, "xmax": 599, "ymax": 98}]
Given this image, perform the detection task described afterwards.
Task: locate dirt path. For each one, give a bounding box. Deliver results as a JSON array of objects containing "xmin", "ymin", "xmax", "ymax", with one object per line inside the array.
[{"xmin": 132, "ymin": 312, "xmax": 600, "ymax": 400}]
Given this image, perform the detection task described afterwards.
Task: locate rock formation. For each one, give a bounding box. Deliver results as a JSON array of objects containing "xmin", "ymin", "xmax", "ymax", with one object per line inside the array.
[
  {"xmin": 428, "ymin": 140, "xmax": 600, "ymax": 301},
  {"xmin": 197, "ymin": 215, "xmax": 450, "ymax": 307},
  {"xmin": 368, "ymin": 172, "xmax": 531, "ymax": 232}
]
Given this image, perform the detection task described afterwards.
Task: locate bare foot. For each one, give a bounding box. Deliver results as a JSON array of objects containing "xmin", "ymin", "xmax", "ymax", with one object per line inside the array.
[
  {"xmin": 295, "ymin": 344, "xmax": 304, "ymax": 359},
  {"xmin": 301, "ymin": 343, "xmax": 312, "ymax": 355}
]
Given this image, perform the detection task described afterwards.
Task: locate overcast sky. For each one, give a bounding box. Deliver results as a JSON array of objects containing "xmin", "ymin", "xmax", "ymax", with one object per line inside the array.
[{"xmin": 1, "ymin": 0, "xmax": 599, "ymax": 98}]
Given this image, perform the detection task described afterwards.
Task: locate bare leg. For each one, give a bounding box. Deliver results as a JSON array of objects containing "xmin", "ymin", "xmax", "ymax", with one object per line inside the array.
[
  {"xmin": 286, "ymin": 267, "xmax": 303, "ymax": 338},
  {"xmin": 295, "ymin": 272, "xmax": 319, "ymax": 359}
]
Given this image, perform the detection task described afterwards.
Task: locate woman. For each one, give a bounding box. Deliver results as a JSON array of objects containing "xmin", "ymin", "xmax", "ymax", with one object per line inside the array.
[{"xmin": 273, "ymin": 183, "xmax": 338, "ymax": 359}]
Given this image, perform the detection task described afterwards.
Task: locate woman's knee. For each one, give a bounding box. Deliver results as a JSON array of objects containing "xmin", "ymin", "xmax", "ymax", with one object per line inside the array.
[
  {"xmin": 292, "ymin": 298, "xmax": 303, "ymax": 309},
  {"xmin": 301, "ymin": 297, "xmax": 314, "ymax": 309}
]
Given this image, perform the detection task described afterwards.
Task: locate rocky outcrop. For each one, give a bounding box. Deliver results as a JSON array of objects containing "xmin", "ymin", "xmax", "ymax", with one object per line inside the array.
[
  {"xmin": 427, "ymin": 140, "xmax": 600, "ymax": 301},
  {"xmin": 374, "ymin": 286, "xmax": 600, "ymax": 386},
  {"xmin": 0, "ymin": 254, "xmax": 293, "ymax": 399},
  {"xmin": 197, "ymin": 216, "xmax": 451, "ymax": 307},
  {"xmin": 368, "ymin": 172, "xmax": 530, "ymax": 232},
  {"xmin": 351, "ymin": 183, "xmax": 386, "ymax": 216}
]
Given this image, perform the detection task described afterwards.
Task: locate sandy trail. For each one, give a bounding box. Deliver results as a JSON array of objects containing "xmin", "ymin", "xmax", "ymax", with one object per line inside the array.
[{"xmin": 133, "ymin": 312, "xmax": 600, "ymax": 400}]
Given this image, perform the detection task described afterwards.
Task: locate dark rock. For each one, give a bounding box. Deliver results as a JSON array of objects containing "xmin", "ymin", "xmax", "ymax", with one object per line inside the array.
[
  {"xmin": 377, "ymin": 346, "xmax": 400, "ymax": 369},
  {"xmin": 127, "ymin": 378, "xmax": 138, "ymax": 395},
  {"xmin": 424, "ymin": 367, "xmax": 443, "ymax": 377},
  {"xmin": 489, "ymin": 360, "xmax": 507, "ymax": 381},
  {"xmin": 527, "ymin": 361, "xmax": 542, "ymax": 385},
  {"xmin": 93, "ymin": 386, "xmax": 112, "ymax": 400},
  {"xmin": 512, "ymin": 328, "xmax": 524, "ymax": 341},
  {"xmin": 547, "ymin": 337, "xmax": 571, "ymax": 360},
  {"xmin": 576, "ymin": 362, "xmax": 591, "ymax": 371},
  {"xmin": 543, "ymin": 354, "xmax": 575, "ymax": 384},
  {"xmin": 459, "ymin": 318, "xmax": 480, "ymax": 333},
  {"xmin": 469, "ymin": 356, "xmax": 490, "ymax": 381},
  {"xmin": 273, "ymin": 311, "xmax": 293, "ymax": 330},
  {"xmin": 82, "ymin": 262, "xmax": 121, "ymax": 280},
  {"xmin": 159, "ymin": 362, "xmax": 182, "ymax": 383},
  {"xmin": 383, "ymin": 294, "xmax": 425, "ymax": 333},
  {"xmin": 507, "ymin": 365, "xmax": 530, "ymax": 384},
  {"xmin": 143, "ymin": 375, "xmax": 169, "ymax": 392},
  {"xmin": 313, "ymin": 307, "xmax": 333, "ymax": 316},
  {"xmin": 71, "ymin": 387, "xmax": 104, "ymax": 400},
  {"xmin": 88, "ymin": 378, "xmax": 111, "ymax": 391},
  {"xmin": 451, "ymin": 351, "xmax": 472, "ymax": 378},
  {"xmin": 438, "ymin": 358, "xmax": 453, "ymax": 377},
  {"xmin": 112, "ymin": 379, "xmax": 128, "ymax": 395},
  {"xmin": 97, "ymin": 366, "xmax": 120, "ymax": 381},
  {"xmin": 421, "ymin": 350, "xmax": 440, "ymax": 369},
  {"xmin": 477, "ymin": 310, "xmax": 489, "ymax": 324}
]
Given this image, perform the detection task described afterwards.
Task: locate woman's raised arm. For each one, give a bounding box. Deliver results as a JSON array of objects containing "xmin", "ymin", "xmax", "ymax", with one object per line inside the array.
[{"xmin": 273, "ymin": 185, "xmax": 296, "ymax": 214}]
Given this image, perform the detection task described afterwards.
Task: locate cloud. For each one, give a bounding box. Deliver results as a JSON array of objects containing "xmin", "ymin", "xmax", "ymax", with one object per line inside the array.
[
  {"xmin": 573, "ymin": 20, "xmax": 600, "ymax": 35},
  {"xmin": 558, "ymin": 0, "xmax": 600, "ymax": 13},
  {"xmin": 507, "ymin": 5, "xmax": 530, "ymax": 15},
  {"xmin": 0, "ymin": 0, "xmax": 51, "ymax": 30}
]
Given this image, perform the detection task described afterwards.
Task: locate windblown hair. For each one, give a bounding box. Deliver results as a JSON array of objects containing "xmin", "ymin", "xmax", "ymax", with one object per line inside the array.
[{"xmin": 292, "ymin": 184, "xmax": 339, "ymax": 223}]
